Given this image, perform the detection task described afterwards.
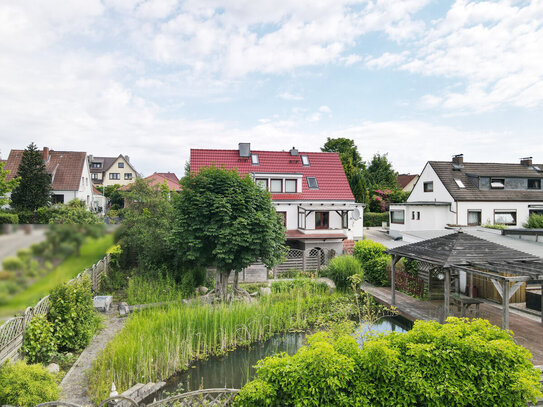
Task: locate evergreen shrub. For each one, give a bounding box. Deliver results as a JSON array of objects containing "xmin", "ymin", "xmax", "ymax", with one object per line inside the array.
[{"xmin": 353, "ymin": 240, "xmax": 390, "ymax": 286}]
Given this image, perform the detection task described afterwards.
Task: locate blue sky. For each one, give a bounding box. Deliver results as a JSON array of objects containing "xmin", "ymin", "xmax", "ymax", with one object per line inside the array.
[{"xmin": 0, "ymin": 0, "xmax": 542, "ymax": 176}]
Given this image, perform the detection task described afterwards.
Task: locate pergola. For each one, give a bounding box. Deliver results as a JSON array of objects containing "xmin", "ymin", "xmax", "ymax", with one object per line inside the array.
[{"xmin": 387, "ymin": 231, "xmax": 543, "ymax": 329}]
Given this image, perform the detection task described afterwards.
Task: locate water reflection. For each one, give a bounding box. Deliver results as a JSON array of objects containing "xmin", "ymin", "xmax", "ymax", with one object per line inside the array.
[{"xmin": 157, "ymin": 316, "xmax": 412, "ymax": 397}]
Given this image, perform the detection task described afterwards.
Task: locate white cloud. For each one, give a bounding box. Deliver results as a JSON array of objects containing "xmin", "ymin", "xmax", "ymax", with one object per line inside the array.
[
  {"xmin": 278, "ymin": 92, "xmax": 304, "ymax": 101},
  {"xmin": 366, "ymin": 51, "xmax": 409, "ymax": 69},
  {"xmin": 319, "ymin": 105, "xmax": 332, "ymax": 113}
]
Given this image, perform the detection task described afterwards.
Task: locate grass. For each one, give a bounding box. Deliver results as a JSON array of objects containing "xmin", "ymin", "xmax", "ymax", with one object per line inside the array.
[
  {"xmin": 126, "ymin": 274, "xmax": 186, "ymax": 305},
  {"xmin": 88, "ymin": 280, "xmax": 357, "ymax": 401},
  {"xmin": 0, "ymin": 234, "xmax": 113, "ymax": 317}
]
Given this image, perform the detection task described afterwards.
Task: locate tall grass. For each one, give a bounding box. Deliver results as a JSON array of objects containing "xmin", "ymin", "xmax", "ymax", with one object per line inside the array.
[
  {"xmin": 126, "ymin": 274, "xmax": 185, "ymax": 305},
  {"xmin": 88, "ymin": 281, "xmax": 356, "ymax": 401}
]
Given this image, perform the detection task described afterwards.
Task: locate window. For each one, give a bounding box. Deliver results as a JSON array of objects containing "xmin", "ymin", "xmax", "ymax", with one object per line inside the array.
[
  {"xmin": 528, "ymin": 179, "xmax": 541, "ymax": 190},
  {"xmin": 417, "ymin": 212, "xmax": 420, "ymax": 220},
  {"xmin": 490, "ymin": 178, "xmax": 505, "ymax": 189},
  {"xmin": 109, "ymin": 173, "xmax": 120, "ymax": 180},
  {"xmin": 256, "ymin": 178, "xmax": 268, "ymax": 190},
  {"xmin": 307, "ymin": 177, "xmax": 319, "ymax": 189},
  {"xmin": 341, "ymin": 212, "xmax": 349, "ymax": 228},
  {"xmin": 391, "ymin": 210, "xmax": 405, "ymax": 224},
  {"xmin": 270, "ymin": 179, "xmax": 283, "ymax": 193},
  {"xmin": 118, "ymin": 162, "xmax": 124, "ymax": 168},
  {"xmin": 91, "ymin": 162, "xmax": 102, "ymax": 168},
  {"xmin": 412, "ymin": 211, "xmax": 415, "ymax": 220},
  {"xmin": 285, "ymin": 179, "xmax": 297, "ymax": 193},
  {"xmin": 91, "ymin": 173, "xmax": 98, "ymax": 180},
  {"xmin": 251, "ymin": 153, "xmax": 259, "ymax": 165},
  {"xmin": 467, "ymin": 210, "xmax": 482, "ymax": 226},
  {"xmin": 301, "ymin": 155, "xmax": 310, "ymax": 166},
  {"xmin": 53, "ymin": 194, "xmax": 64, "ymax": 204},
  {"xmin": 315, "ymin": 212, "xmax": 329, "ymax": 229},
  {"xmin": 454, "ymin": 179, "xmax": 465, "ymax": 188},
  {"xmin": 124, "ymin": 173, "xmax": 133, "ymax": 180},
  {"xmin": 277, "ymin": 211, "xmax": 287, "ymax": 226},
  {"xmin": 423, "ymin": 181, "xmax": 433, "ymax": 192},
  {"xmin": 494, "ymin": 210, "xmax": 517, "ymax": 226}
]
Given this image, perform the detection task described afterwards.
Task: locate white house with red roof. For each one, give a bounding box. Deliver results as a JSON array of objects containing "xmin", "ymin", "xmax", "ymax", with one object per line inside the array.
[{"xmin": 190, "ymin": 143, "xmax": 364, "ymax": 253}]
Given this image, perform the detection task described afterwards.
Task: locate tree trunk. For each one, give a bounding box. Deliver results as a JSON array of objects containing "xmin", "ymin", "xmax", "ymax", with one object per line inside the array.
[
  {"xmin": 215, "ymin": 269, "xmax": 222, "ymax": 301},
  {"xmin": 233, "ymin": 271, "xmax": 239, "ymax": 291},
  {"xmin": 222, "ymin": 271, "xmax": 230, "ymax": 301}
]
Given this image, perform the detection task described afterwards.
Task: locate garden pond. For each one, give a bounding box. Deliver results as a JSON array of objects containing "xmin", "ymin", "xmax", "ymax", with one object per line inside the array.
[{"xmin": 152, "ymin": 315, "xmax": 413, "ymax": 398}]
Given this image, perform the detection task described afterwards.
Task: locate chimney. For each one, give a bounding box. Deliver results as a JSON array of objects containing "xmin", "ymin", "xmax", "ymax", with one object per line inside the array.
[
  {"xmin": 88, "ymin": 154, "xmax": 93, "ymax": 163},
  {"xmin": 520, "ymin": 157, "xmax": 532, "ymax": 166},
  {"xmin": 125, "ymin": 155, "xmax": 130, "ymax": 163},
  {"xmin": 290, "ymin": 147, "xmax": 299, "ymax": 156},
  {"xmin": 452, "ymin": 154, "xmax": 464, "ymax": 169},
  {"xmin": 239, "ymin": 143, "xmax": 250, "ymax": 157},
  {"xmin": 42, "ymin": 147, "xmax": 50, "ymax": 163}
]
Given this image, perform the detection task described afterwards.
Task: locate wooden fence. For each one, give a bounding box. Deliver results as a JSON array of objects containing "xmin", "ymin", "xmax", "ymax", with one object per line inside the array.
[
  {"xmin": 389, "ymin": 269, "xmax": 425, "ymax": 299},
  {"xmin": 273, "ymin": 248, "xmax": 331, "ymax": 275},
  {"xmin": 0, "ymin": 254, "xmax": 110, "ymax": 366}
]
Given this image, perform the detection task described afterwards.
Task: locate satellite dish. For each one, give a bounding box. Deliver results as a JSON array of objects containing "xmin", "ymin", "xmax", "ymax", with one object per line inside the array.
[{"xmin": 352, "ymin": 209, "xmax": 360, "ymax": 220}]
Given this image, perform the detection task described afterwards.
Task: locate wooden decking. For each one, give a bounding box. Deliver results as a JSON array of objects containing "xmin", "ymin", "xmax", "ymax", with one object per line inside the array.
[{"xmin": 363, "ymin": 284, "xmax": 543, "ymax": 366}]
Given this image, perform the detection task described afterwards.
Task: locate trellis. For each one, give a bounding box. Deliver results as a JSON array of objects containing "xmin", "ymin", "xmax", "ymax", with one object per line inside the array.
[
  {"xmin": 0, "ymin": 254, "xmax": 110, "ymax": 366},
  {"xmin": 273, "ymin": 248, "xmax": 330, "ymax": 275}
]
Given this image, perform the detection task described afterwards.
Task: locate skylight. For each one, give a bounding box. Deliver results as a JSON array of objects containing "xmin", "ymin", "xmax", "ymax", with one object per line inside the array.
[
  {"xmin": 251, "ymin": 153, "xmax": 259, "ymax": 165},
  {"xmin": 454, "ymin": 179, "xmax": 465, "ymax": 188},
  {"xmin": 307, "ymin": 177, "xmax": 318, "ymax": 189},
  {"xmin": 301, "ymin": 155, "xmax": 310, "ymax": 166}
]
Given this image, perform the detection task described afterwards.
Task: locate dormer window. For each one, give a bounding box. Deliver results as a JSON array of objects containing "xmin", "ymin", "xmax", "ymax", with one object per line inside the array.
[
  {"xmin": 270, "ymin": 179, "xmax": 283, "ymax": 193},
  {"xmin": 251, "ymin": 153, "xmax": 259, "ymax": 165},
  {"xmin": 301, "ymin": 155, "xmax": 310, "ymax": 166},
  {"xmin": 528, "ymin": 179, "xmax": 541, "ymax": 190},
  {"xmin": 285, "ymin": 179, "xmax": 297, "ymax": 193},
  {"xmin": 490, "ymin": 178, "xmax": 505, "ymax": 189},
  {"xmin": 307, "ymin": 177, "xmax": 318, "ymax": 189}
]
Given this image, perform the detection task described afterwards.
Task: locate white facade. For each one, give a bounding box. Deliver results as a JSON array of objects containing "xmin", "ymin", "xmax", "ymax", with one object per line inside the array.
[{"xmin": 390, "ymin": 160, "xmax": 543, "ymax": 234}]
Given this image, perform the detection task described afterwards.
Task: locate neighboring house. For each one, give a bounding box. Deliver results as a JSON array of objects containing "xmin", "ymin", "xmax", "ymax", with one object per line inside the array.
[
  {"xmin": 389, "ymin": 155, "xmax": 543, "ymax": 235},
  {"xmin": 120, "ymin": 172, "xmax": 181, "ymax": 192},
  {"xmin": 397, "ymin": 174, "xmax": 419, "ymax": 192},
  {"xmin": 92, "ymin": 185, "xmax": 107, "ymax": 214},
  {"xmin": 3, "ymin": 147, "xmax": 94, "ymax": 208},
  {"xmin": 89, "ymin": 154, "xmax": 138, "ymax": 187},
  {"xmin": 190, "ymin": 143, "xmax": 365, "ymax": 253}
]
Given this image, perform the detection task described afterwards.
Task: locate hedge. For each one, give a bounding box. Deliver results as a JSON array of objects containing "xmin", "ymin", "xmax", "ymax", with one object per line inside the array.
[
  {"xmin": 0, "ymin": 213, "xmax": 18, "ymax": 224},
  {"xmin": 363, "ymin": 212, "xmax": 389, "ymax": 227}
]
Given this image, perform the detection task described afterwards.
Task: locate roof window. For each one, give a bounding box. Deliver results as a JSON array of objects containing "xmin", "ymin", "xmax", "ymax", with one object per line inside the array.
[
  {"xmin": 454, "ymin": 179, "xmax": 465, "ymax": 188},
  {"xmin": 251, "ymin": 153, "xmax": 259, "ymax": 165},
  {"xmin": 307, "ymin": 177, "xmax": 319, "ymax": 189},
  {"xmin": 301, "ymin": 155, "xmax": 310, "ymax": 166}
]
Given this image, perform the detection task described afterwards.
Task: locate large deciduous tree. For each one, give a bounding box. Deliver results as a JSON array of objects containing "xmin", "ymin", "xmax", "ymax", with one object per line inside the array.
[
  {"xmin": 171, "ymin": 166, "xmax": 287, "ymax": 301},
  {"xmin": 0, "ymin": 160, "xmax": 19, "ymax": 207},
  {"xmin": 10, "ymin": 143, "xmax": 52, "ymax": 211}
]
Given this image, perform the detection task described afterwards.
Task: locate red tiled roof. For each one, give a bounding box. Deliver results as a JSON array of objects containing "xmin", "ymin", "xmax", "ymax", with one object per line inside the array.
[
  {"xmin": 120, "ymin": 172, "xmax": 181, "ymax": 191},
  {"xmin": 397, "ymin": 174, "xmax": 418, "ymax": 189},
  {"xmin": 4, "ymin": 149, "xmax": 86, "ymax": 191},
  {"xmin": 92, "ymin": 185, "xmax": 103, "ymax": 195},
  {"xmin": 286, "ymin": 230, "xmax": 346, "ymax": 240},
  {"xmin": 190, "ymin": 149, "xmax": 354, "ymax": 201}
]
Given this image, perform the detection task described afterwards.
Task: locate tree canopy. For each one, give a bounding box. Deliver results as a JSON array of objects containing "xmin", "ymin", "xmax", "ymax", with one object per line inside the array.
[
  {"xmin": 0, "ymin": 160, "xmax": 19, "ymax": 207},
  {"xmin": 170, "ymin": 166, "xmax": 287, "ymax": 299},
  {"xmin": 10, "ymin": 143, "xmax": 52, "ymax": 211}
]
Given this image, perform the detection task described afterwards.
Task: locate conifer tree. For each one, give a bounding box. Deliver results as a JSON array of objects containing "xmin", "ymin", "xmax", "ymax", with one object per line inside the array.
[{"xmin": 10, "ymin": 143, "xmax": 52, "ymax": 211}]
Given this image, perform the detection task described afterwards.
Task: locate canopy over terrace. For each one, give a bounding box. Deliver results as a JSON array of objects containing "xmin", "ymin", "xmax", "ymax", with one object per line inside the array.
[{"xmin": 387, "ymin": 231, "xmax": 543, "ymax": 329}]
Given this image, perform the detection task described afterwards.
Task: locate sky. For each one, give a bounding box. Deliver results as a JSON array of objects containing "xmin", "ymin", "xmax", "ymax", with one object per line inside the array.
[{"xmin": 0, "ymin": 0, "xmax": 542, "ymax": 177}]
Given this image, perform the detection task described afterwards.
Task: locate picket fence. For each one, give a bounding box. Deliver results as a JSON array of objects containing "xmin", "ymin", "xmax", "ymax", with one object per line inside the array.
[{"xmin": 0, "ymin": 254, "xmax": 110, "ymax": 366}]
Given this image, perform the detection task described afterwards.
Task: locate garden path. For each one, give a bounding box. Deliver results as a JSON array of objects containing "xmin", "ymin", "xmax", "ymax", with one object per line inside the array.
[{"xmin": 60, "ymin": 307, "xmax": 125, "ymax": 406}]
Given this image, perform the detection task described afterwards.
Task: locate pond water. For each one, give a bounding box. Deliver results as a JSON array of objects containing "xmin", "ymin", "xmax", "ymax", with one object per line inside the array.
[{"xmin": 155, "ymin": 316, "xmax": 412, "ymax": 398}]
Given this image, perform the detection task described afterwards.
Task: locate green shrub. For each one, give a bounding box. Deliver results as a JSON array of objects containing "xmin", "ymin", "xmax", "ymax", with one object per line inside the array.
[
  {"xmin": 323, "ymin": 255, "xmax": 363, "ymax": 290},
  {"xmin": 363, "ymin": 212, "xmax": 389, "ymax": 227},
  {"xmin": 353, "ymin": 240, "xmax": 390, "ymax": 286},
  {"xmin": 483, "ymin": 222, "xmax": 507, "ymax": 230},
  {"xmin": 2, "ymin": 256, "xmax": 23, "ymax": 272},
  {"xmin": 524, "ymin": 214, "xmax": 543, "ymax": 229},
  {"xmin": 0, "ymin": 270, "xmax": 13, "ymax": 280},
  {"xmin": 236, "ymin": 318, "xmax": 543, "ymax": 407},
  {"xmin": 0, "ymin": 213, "xmax": 19, "ymax": 224},
  {"xmin": 48, "ymin": 276, "xmax": 97, "ymax": 351},
  {"xmin": 0, "ymin": 361, "xmax": 60, "ymax": 406},
  {"xmin": 22, "ymin": 314, "xmax": 57, "ymax": 364}
]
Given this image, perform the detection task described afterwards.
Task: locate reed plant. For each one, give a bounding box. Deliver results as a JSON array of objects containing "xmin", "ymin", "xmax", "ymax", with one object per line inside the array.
[
  {"xmin": 126, "ymin": 274, "xmax": 184, "ymax": 305},
  {"xmin": 88, "ymin": 281, "xmax": 357, "ymax": 401}
]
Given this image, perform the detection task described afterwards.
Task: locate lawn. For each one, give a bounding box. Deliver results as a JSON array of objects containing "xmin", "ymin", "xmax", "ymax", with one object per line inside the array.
[{"xmin": 0, "ymin": 234, "xmax": 113, "ymax": 318}]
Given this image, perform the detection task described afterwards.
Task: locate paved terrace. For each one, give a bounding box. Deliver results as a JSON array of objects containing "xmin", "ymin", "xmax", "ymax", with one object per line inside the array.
[{"xmin": 363, "ymin": 283, "xmax": 543, "ymax": 365}]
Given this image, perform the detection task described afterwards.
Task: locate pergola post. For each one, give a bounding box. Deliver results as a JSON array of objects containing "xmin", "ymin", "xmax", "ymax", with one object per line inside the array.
[
  {"xmin": 469, "ymin": 272, "xmax": 474, "ymax": 298},
  {"xmin": 391, "ymin": 255, "xmax": 399, "ymax": 306},
  {"xmin": 503, "ymin": 281, "xmax": 510, "ymax": 330},
  {"xmin": 444, "ymin": 268, "xmax": 451, "ymax": 321}
]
